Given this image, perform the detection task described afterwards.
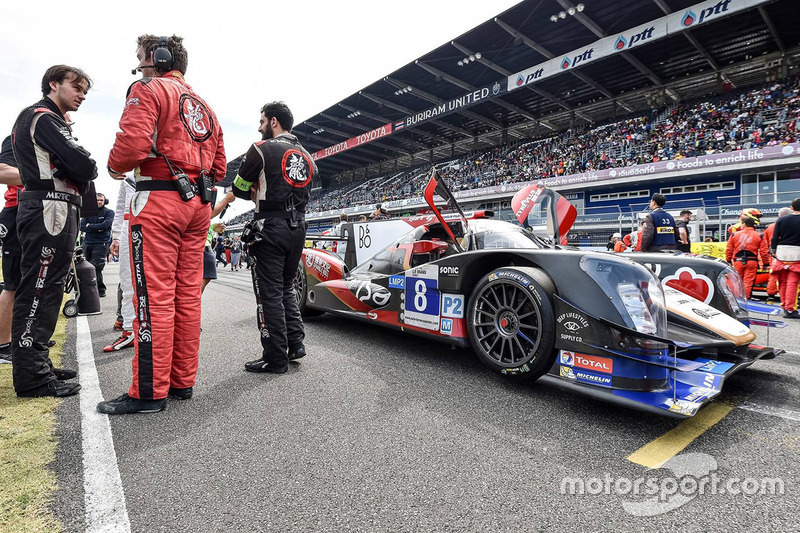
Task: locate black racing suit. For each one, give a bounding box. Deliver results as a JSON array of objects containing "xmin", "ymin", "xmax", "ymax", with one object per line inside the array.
[
  {"xmin": 233, "ymin": 133, "xmax": 316, "ymax": 368},
  {"xmin": 10, "ymin": 97, "xmax": 97, "ymax": 393}
]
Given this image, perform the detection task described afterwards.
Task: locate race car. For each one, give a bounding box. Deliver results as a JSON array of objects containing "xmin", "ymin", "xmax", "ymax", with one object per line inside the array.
[{"xmin": 296, "ymin": 170, "xmax": 783, "ymax": 417}]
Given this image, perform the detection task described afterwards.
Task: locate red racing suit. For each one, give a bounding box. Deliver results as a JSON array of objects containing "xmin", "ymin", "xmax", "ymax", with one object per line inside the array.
[
  {"xmin": 763, "ymin": 222, "xmax": 778, "ymax": 297},
  {"xmin": 108, "ymin": 71, "xmax": 225, "ymax": 401},
  {"xmin": 725, "ymin": 227, "xmax": 768, "ymax": 299}
]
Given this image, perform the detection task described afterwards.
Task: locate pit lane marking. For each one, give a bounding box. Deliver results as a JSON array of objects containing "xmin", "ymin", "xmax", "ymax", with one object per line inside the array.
[
  {"xmin": 77, "ymin": 316, "xmax": 132, "ymax": 532},
  {"xmin": 626, "ymin": 402, "xmax": 735, "ymax": 469},
  {"xmin": 736, "ymin": 402, "xmax": 800, "ymax": 422}
]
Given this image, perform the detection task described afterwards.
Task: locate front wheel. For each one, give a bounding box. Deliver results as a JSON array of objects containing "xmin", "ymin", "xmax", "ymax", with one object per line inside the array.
[{"xmin": 467, "ymin": 267, "xmax": 556, "ymax": 380}]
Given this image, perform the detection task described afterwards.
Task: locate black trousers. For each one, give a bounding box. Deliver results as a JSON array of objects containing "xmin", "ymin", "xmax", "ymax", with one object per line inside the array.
[
  {"xmin": 249, "ymin": 219, "xmax": 306, "ymax": 367},
  {"xmin": 12, "ymin": 198, "xmax": 78, "ymax": 393},
  {"xmin": 84, "ymin": 241, "xmax": 108, "ymax": 293}
]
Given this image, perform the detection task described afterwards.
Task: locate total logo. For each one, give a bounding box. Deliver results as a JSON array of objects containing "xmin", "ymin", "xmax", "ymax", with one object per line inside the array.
[
  {"xmin": 614, "ymin": 26, "xmax": 655, "ymax": 50},
  {"xmin": 681, "ymin": 0, "xmax": 732, "ymax": 28},
  {"xmin": 574, "ymin": 353, "xmax": 613, "ymax": 374},
  {"xmin": 559, "ymin": 350, "xmax": 574, "ymax": 366}
]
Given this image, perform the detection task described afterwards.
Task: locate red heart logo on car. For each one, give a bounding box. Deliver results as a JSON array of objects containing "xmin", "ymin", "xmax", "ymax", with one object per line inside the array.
[{"xmin": 662, "ymin": 267, "xmax": 714, "ymax": 304}]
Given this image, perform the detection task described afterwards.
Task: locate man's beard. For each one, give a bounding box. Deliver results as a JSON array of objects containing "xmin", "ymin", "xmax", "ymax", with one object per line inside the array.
[{"xmin": 261, "ymin": 123, "xmax": 274, "ymax": 140}]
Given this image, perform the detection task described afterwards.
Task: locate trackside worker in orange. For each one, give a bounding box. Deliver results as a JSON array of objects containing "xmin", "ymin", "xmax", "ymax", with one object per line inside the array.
[
  {"xmin": 725, "ymin": 217, "xmax": 768, "ymax": 299},
  {"xmin": 763, "ymin": 207, "xmax": 792, "ymax": 303}
]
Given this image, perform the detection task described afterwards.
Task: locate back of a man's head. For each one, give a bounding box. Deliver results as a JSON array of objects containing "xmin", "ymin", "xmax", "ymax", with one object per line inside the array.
[
  {"xmin": 793, "ymin": 197, "xmax": 800, "ymax": 212},
  {"xmin": 137, "ymin": 34, "xmax": 188, "ymax": 75},
  {"xmin": 651, "ymin": 193, "xmax": 666, "ymax": 207},
  {"xmin": 261, "ymin": 101, "xmax": 294, "ymax": 132},
  {"xmin": 743, "ymin": 217, "xmax": 755, "ymax": 228}
]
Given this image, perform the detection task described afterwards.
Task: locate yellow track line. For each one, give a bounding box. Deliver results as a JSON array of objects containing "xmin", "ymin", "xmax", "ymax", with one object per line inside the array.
[{"xmin": 627, "ymin": 402, "xmax": 735, "ymax": 468}]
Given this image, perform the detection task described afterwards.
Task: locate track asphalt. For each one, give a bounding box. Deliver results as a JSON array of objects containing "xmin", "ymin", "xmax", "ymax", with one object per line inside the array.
[{"xmin": 51, "ymin": 263, "xmax": 798, "ymax": 532}]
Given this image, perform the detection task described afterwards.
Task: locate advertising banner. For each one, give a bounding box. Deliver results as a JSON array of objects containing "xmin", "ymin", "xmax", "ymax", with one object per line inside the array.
[
  {"xmin": 508, "ymin": 0, "xmax": 768, "ymax": 92},
  {"xmin": 311, "ymin": 123, "xmax": 393, "ymax": 161}
]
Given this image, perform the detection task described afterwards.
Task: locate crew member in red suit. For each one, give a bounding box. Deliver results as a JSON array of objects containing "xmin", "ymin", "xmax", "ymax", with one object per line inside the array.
[
  {"xmin": 98, "ymin": 35, "xmax": 226, "ymax": 414},
  {"xmin": 725, "ymin": 217, "xmax": 768, "ymax": 299},
  {"xmin": 771, "ymin": 197, "xmax": 800, "ymax": 319},
  {"xmin": 763, "ymin": 207, "xmax": 792, "ymax": 304}
]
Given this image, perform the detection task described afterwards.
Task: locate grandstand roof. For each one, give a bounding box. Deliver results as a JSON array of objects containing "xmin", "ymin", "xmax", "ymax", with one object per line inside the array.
[{"xmin": 221, "ymin": 0, "xmax": 799, "ymax": 187}]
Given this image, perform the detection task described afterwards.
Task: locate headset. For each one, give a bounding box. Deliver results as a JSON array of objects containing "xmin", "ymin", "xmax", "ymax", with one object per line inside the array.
[
  {"xmin": 131, "ymin": 36, "xmax": 173, "ymax": 75},
  {"xmin": 97, "ymin": 193, "xmax": 109, "ymax": 206},
  {"xmin": 153, "ymin": 36, "xmax": 173, "ymax": 71}
]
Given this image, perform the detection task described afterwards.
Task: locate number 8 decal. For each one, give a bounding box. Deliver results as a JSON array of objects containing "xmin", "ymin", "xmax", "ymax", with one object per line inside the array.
[{"xmin": 414, "ymin": 279, "xmax": 427, "ymax": 311}]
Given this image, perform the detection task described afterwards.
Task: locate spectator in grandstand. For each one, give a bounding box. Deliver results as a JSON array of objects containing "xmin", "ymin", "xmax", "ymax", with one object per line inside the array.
[
  {"xmin": 770, "ymin": 197, "xmax": 800, "ymax": 318},
  {"xmin": 725, "ymin": 217, "xmax": 769, "ymax": 299},
  {"xmin": 675, "ymin": 210, "xmax": 693, "ymax": 253},
  {"xmin": 641, "ymin": 194, "xmax": 677, "ymax": 253},
  {"xmin": 763, "ymin": 206, "xmax": 793, "ymax": 304}
]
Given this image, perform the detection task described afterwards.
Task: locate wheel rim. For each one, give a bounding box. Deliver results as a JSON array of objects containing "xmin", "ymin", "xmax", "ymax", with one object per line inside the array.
[
  {"xmin": 472, "ymin": 280, "xmax": 543, "ymax": 366},
  {"xmin": 294, "ymin": 267, "xmax": 305, "ymax": 307}
]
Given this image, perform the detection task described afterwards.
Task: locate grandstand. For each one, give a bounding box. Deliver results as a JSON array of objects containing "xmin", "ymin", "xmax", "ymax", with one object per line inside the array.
[{"xmin": 219, "ymin": 0, "xmax": 800, "ymax": 245}]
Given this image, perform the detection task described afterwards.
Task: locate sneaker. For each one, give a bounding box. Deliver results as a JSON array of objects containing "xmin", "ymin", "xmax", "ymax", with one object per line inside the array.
[
  {"xmin": 288, "ymin": 344, "xmax": 306, "ymax": 361},
  {"xmin": 97, "ymin": 394, "xmax": 166, "ymax": 415},
  {"xmin": 168, "ymin": 387, "xmax": 193, "ymax": 400},
  {"xmin": 52, "ymin": 367, "xmax": 78, "ymax": 380},
  {"xmin": 244, "ymin": 358, "xmax": 288, "ymax": 374},
  {"xmin": 18, "ymin": 380, "xmax": 81, "ymax": 398},
  {"xmin": 103, "ymin": 331, "xmax": 134, "ymax": 352},
  {"xmin": 113, "ymin": 319, "xmax": 124, "ymax": 331},
  {"xmin": 783, "ymin": 310, "xmax": 800, "ymax": 319}
]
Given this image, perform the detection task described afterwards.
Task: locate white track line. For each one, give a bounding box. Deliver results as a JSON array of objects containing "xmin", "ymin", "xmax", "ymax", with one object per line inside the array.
[
  {"xmin": 737, "ymin": 401, "xmax": 800, "ymax": 422},
  {"xmin": 77, "ymin": 316, "xmax": 132, "ymax": 532}
]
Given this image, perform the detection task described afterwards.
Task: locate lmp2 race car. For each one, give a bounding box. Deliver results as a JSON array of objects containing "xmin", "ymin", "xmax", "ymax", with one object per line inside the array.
[{"xmin": 296, "ymin": 171, "xmax": 783, "ymax": 417}]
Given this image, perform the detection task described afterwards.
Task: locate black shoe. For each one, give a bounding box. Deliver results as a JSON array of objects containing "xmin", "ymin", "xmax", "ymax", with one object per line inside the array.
[
  {"xmin": 52, "ymin": 367, "xmax": 78, "ymax": 380},
  {"xmin": 168, "ymin": 387, "xmax": 193, "ymax": 400},
  {"xmin": 288, "ymin": 344, "xmax": 306, "ymax": 361},
  {"xmin": 244, "ymin": 358, "xmax": 288, "ymax": 374},
  {"xmin": 47, "ymin": 340, "xmax": 56, "ymax": 348},
  {"xmin": 97, "ymin": 394, "xmax": 166, "ymax": 415},
  {"xmin": 18, "ymin": 380, "xmax": 81, "ymax": 398},
  {"xmin": 783, "ymin": 310, "xmax": 800, "ymax": 319}
]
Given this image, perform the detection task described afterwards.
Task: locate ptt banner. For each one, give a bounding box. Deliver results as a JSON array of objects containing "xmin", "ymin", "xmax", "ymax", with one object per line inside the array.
[{"xmin": 508, "ymin": 0, "xmax": 768, "ymax": 92}]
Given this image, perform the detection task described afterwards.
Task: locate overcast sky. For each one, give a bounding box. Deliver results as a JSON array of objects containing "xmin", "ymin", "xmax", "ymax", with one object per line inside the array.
[{"xmin": 1, "ymin": 0, "xmax": 522, "ymax": 219}]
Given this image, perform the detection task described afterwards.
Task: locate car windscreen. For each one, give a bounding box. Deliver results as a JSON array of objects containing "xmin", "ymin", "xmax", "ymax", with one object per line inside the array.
[{"xmin": 471, "ymin": 225, "xmax": 545, "ymax": 250}]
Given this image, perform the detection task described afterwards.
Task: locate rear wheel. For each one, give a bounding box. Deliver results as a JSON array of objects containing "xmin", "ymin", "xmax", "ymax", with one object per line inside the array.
[
  {"xmin": 467, "ymin": 267, "xmax": 556, "ymax": 380},
  {"xmin": 295, "ymin": 263, "xmax": 323, "ymax": 317}
]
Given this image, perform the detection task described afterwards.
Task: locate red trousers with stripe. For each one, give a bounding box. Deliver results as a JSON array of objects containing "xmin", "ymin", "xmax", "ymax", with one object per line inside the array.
[
  {"xmin": 128, "ymin": 191, "xmax": 210, "ymax": 400},
  {"xmin": 733, "ymin": 260, "xmax": 758, "ymax": 299},
  {"xmin": 773, "ymin": 259, "xmax": 800, "ymax": 313}
]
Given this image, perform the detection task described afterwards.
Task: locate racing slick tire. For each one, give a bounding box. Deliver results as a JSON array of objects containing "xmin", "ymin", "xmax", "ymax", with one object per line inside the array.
[
  {"xmin": 295, "ymin": 262, "xmax": 324, "ymax": 317},
  {"xmin": 467, "ymin": 267, "xmax": 556, "ymax": 380}
]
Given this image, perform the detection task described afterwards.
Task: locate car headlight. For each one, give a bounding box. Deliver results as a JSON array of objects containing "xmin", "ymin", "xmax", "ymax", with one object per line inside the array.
[
  {"xmin": 617, "ymin": 281, "xmax": 663, "ymax": 335},
  {"xmin": 580, "ymin": 255, "xmax": 668, "ymax": 336},
  {"xmin": 718, "ymin": 266, "xmax": 748, "ymax": 321}
]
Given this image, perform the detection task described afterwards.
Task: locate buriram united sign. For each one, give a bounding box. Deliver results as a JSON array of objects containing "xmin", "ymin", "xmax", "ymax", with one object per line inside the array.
[
  {"xmin": 313, "ymin": 0, "xmax": 766, "ymax": 160},
  {"xmin": 508, "ymin": 0, "xmax": 769, "ymax": 91}
]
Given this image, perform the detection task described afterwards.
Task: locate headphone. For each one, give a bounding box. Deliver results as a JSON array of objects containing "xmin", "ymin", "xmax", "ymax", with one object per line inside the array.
[
  {"xmin": 153, "ymin": 36, "xmax": 173, "ymax": 71},
  {"xmin": 98, "ymin": 194, "xmax": 109, "ymax": 206}
]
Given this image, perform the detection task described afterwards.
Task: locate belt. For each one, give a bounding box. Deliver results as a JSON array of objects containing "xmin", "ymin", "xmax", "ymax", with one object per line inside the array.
[
  {"xmin": 135, "ymin": 179, "xmax": 200, "ymax": 194},
  {"xmin": 254, "ymin": 210, "xmax": 305, "ymax": 221},
  {"xmin": 19, "ymin": 190, "xmax": 82, "ymax": 207}
]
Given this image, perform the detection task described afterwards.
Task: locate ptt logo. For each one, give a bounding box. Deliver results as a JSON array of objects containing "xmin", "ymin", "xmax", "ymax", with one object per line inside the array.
[
  {"xmin": 681, "ymin": 0, "xmax": 732, "ymax": 27},
  {"xmin": 560, "ymin": 48, "xmax": 594, "ymax": 70},
  {"xmin": 516, "ymin": 68, "xmax": 544, "ymax": 87},
  {"xmin": 614, "ymin": 26, "xmax": 655, "ymax": 50}
]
